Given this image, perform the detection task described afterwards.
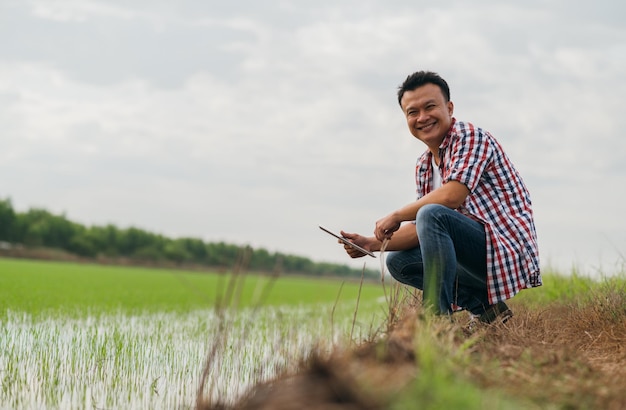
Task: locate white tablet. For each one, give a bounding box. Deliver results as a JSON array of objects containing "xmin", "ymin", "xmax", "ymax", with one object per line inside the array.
[{"xmin": 319, "ymin": 225, "xmax": 376, "ymax": 258}]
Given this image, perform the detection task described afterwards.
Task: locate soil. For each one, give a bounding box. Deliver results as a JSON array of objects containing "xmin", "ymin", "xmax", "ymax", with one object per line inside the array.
[{"xmin": 198, "ymin": 293, "xmax": 626, "ymax": 410}]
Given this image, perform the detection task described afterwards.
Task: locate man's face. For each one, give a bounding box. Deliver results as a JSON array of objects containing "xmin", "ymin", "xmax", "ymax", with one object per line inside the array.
[{"xmin": 400, "ymin": 83, "xmax": 454, "ymax": 148}]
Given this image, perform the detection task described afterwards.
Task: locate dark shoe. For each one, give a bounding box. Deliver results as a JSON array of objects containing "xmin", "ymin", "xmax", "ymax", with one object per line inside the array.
[{"xmin": 479, "ymin": 301, "xmax": 513, "ymax": 324}]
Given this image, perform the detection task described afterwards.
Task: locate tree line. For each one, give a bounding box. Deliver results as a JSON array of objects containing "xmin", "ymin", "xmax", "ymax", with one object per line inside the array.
[{"xmin": 0, "ymin": 198, "xmax": 377, "ymax": 278}]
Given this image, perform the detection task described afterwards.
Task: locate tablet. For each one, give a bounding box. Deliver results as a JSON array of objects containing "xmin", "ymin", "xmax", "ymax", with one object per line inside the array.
[{"xmin": 319, "ymin": 225, "xmax": 376, "ymax": 258}]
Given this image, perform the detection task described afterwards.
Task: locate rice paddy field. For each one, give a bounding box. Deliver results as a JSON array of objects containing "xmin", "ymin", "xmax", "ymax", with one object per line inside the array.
[{"xmin": 0, "ymin": 258, "xmax": 387, "ymax": 409}]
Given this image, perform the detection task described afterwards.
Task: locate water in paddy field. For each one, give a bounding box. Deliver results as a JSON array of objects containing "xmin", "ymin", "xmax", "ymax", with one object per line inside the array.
[{"xmin": 0, "ymin": 303, "xmax": 381, "ymax": 409}]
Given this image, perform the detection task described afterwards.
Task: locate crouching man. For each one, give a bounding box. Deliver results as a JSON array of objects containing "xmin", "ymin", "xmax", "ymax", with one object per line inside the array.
[{"xmin": 341, "ymin": 71, "xmax": 541, "ymax": 323}]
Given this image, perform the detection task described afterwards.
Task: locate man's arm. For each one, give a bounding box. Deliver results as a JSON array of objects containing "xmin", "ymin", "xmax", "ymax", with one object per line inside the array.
[
  {"xmin": 374, "ymin": 180, "xmax": 470, "ymax": 241},
  {"xmin": 340, "ymin": 223, "xmax": 419, "ymax": 258},
  {"xmin": 378, "ymin": 223, "xmax": 420, "ymax": 251}
]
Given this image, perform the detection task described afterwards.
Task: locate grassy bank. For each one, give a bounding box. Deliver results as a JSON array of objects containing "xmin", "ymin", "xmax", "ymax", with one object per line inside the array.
[
  {"xmin": 223, "ymin": 270, "xmax": 626, "ymax": 409},
  {"xmin": 3, "ymin": 257, "xmax": 626, "ymax": 409}
]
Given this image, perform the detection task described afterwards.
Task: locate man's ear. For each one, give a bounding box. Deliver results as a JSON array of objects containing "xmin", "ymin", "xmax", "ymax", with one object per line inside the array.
[{"xmin": 447, "ymin": 100, "xmax": 454, "ymax": 117}]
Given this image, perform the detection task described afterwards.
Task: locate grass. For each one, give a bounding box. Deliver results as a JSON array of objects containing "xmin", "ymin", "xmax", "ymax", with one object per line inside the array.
[
  {"xmin": 0, "ymin": 257, "xmax": 388, "ymax": 409},
  {"xmin": 0, "ymin": 258, "xmax": 385, "ymax": 317},
  {"xmin": 388, "ymin": 272, "xmax": 626, "ymax": 409},
  {"xmin": 510, "ymin": 268, "xmax": 599, "ymax": 306},
  {"xmin": 4, "ymin": 256, "xmax": 626, "ymax": 409},
  {"xmin": 205, "ymin": 269, "xmax": 626, "ymax": 409},
  {"xmin": 2, "ymin": 307, "xmax": 358, "ymax": 408}
]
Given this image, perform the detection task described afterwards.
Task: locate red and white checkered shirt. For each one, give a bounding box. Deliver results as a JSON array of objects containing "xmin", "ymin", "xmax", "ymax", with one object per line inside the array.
[{"xmin": 415, "ymin": 118, "xmax": 541, "ymax": 304}]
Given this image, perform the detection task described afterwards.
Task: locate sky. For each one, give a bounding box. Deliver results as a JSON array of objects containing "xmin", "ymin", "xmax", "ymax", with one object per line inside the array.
[{"xmin": 1, "ymin": 0, "xmax": 625, "ymax": 277}]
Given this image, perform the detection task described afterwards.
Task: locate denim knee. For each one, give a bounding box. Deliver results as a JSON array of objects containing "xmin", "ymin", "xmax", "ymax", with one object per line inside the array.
[
  {"xmin": 385, "ymin": 250, "xmax": 423, "ymax": 289},
  {"xmin": 415, "ymin": 203, "xmax": 447, "ymax": 231},
  {"xmin": 385, "ymin": 251, "xmax": 403, "ymax": 280}
]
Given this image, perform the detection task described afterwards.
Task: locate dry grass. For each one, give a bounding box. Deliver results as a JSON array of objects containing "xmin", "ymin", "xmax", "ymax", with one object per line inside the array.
[
  {"xmin": 470, "ymin": 290, "xmax": 626, "ymax": 409},
  {"xmin": 197, "ymin": 277, "xmax": 626, "ymax": 409}
]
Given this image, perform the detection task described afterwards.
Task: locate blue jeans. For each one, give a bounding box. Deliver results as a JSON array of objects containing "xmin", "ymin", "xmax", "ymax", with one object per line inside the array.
[{"xmin": 386, "ymin": 204, "xmax": 490, "ymax": 315}]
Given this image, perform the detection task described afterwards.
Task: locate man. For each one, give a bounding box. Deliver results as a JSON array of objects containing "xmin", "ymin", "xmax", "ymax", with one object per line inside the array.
[{"xmin": 341, "ymin": 71, "xmax": 541, "ymax": 323}]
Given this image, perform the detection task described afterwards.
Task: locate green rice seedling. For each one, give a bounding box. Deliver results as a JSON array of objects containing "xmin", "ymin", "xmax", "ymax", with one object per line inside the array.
[
  {"xmin": 0, "ymin": 257, "xmax": 388, "ymax": 409},
  {"xmin": 0, "ymin": 258, "xmax": 385, "ymax": 318},
  {"xmin": 1, "ymin": 303, "xmax": 381, "ymax": 409}
]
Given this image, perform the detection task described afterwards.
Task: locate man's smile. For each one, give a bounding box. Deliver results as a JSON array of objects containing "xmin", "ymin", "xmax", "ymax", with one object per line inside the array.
[{"xmin": 417, "ymin": 121, "xmax": 437, "ymax": 132}]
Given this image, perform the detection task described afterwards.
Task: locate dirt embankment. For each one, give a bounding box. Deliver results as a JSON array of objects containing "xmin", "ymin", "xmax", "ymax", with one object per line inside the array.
[{"xmin": 199, "ymin": 292, "xmax": 626, "ymax": 410}]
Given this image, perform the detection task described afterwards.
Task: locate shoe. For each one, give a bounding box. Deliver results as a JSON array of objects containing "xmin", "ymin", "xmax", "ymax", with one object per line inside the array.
[{"xmin": 478, "ymin": 301, "xmax": 513, "ymax": 324}]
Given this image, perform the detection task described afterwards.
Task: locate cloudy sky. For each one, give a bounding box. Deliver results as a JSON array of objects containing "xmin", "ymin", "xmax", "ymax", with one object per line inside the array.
[{"xmin": 1, "ymin": 0, "xmax": 625, "ymax": 276}]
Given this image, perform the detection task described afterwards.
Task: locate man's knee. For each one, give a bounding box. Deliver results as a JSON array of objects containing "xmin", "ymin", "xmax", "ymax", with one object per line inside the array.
[
  {"xmin": 416, "ymin": 203, "xmax": 447, "ymax": 228},
  {"xmin": 385, "ymin": 251, "xmax": 402, "ymax": 278},
  {"xmin": 385, "ymin": 251, "xmax": 423, "ymax": 289}
]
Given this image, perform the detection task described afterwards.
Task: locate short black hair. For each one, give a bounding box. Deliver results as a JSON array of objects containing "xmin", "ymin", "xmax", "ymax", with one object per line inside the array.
[{"xmin": 397, "ymin": 71, "xmax": 450, "ymax": 106}]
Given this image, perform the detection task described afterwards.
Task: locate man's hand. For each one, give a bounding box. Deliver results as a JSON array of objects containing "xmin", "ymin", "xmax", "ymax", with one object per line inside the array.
[
  {"xmin": 374, "ymin": 213, "xmax": 401, "ymax": 241},
  {"xmin": 372, "ymin": 181, "xmax": 470, "ymax": 241},
  {"xmin": 339, "ymin": 231, "xmax": 377, "ymax": 258}
]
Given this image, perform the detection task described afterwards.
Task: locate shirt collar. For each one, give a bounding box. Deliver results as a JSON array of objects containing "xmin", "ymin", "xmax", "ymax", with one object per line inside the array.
[{"xmin": 438, "ymin": 117, "xmax": 457, "ymax": 151}]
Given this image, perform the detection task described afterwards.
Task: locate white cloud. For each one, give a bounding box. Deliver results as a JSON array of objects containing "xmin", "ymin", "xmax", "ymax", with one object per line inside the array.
[
  {"xmin": 1, "ymin": 0, "xmax": 625, "ymax": 275},
  {"xmin": 29, "ymin": 0, "xmax": 141, "ymax": 22}
]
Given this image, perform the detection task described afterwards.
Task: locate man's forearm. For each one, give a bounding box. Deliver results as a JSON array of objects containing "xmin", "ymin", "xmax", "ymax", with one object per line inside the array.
[
  {"xmin": 371, "ymin": 223, "xmax": 419, "ymax": 252},
  {"xmin": 395, "ymin": 181, "xmax": 470, "ymax": 222}
]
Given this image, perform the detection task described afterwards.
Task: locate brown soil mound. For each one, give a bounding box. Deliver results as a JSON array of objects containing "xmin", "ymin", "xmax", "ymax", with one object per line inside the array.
[
  {"xmin": 199, "ymin": 306, "xmax": 420, "ymax": 410},
  {"xmin": 199, "ymin": 294, "xmax": 626, "ymax": 410}
]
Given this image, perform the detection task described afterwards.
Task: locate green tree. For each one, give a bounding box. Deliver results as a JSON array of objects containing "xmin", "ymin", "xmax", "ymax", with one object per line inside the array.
[
  {"xmin": 17, "ymin": 208, "xmax": 76, "ymax": 248},
  {"xmin": 207, "ymin": 242, "xmax": 241, "ymax": 267},
  {"xmin": 117, "ymin": 227, "xmax": 158, "ymax": 256},
  {"xmin": 178, "ymin": 237, "xmax": 207, "ymax": 263},
  {"xmin": 3, "ymin": 202, "xmax": 376, "ymax": 277},
  {"xmin": 87, "ymin": 224, "xmax": 121, "ymax": 257},
  {"xmin": 163, "ymin": 239, "xmax": 192, "ymax": 264},
  {"xmin": 250, "ymin": 248, "xmax": 274, "ymax": 272},
  {"xmin": 67, "ymin": 226, "xmax": 97, "ymax": 257},
  {"xmin": 133, "ymin": 245, "xmax": 165, "ymax": 263},
  {"xmin": 0, "ymin": 198, "xmax": 16, "ymax": 242}
]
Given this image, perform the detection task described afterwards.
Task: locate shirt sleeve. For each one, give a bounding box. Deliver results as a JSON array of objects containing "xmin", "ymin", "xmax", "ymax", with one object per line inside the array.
[{"xmin": 444, "ymin": 123, "xmax": 493, "ymax": 193}]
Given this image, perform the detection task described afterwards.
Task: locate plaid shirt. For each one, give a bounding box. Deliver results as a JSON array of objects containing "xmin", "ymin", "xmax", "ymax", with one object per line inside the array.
[{"xmin": 416, "ymin": 118, "xmax": 541, "ymax": 304}]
